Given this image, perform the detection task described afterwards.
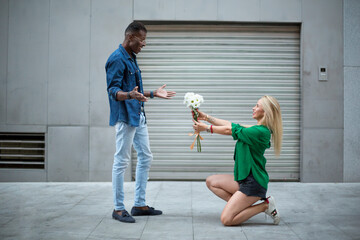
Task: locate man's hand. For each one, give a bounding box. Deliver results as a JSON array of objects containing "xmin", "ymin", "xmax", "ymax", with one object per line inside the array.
[
  {"xmin": 155, "ymin": 84, "xmax": 176, "ymax": 99},
  {"xmin": 130, "ymin": 86, "xmax": 148, "ymax": 102}
]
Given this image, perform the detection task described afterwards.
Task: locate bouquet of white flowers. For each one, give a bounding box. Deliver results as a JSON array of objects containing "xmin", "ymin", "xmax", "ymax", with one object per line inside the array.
[{"xmin": 184, "ymin": 92, "xmax": 204, "ymax": 152}]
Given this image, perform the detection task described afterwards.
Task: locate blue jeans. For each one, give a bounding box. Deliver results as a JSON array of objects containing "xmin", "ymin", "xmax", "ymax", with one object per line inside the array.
[{"xmin": 112, "ymin": 112, "xmax": 153, "ymax": 211}]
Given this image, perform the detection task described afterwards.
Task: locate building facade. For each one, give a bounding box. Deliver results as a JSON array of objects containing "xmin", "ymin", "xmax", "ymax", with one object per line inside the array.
[{"xmin": 0, "ymin": 0, "xmax": 359, "ymax": 182}]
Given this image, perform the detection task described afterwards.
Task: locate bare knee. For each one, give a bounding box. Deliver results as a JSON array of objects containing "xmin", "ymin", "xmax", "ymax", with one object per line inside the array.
[
  {"xmin": 220, "ymin": 215, "xmax": 231, "ymax": 226},
  {"xmin": 206, "ymin": 175, "xmax": 216, "ymax": 189},
  {"xmin": 205, "ymin": 176, "xmax": 212, "ymax": 188},
  {"xmin": 220, "ymin": 214, "xmax": 238, "ymax": 226},
  {"xmin": 220, "ymin": 210, "xmax": 233, "ymax": 226},
  {"xmin": 221, "ymin": 214, "xmax": 245, "ymax": 226}
]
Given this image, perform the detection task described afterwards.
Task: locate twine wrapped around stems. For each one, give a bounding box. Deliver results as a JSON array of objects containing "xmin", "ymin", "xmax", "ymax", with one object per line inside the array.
[{"xmin": 188, "ymin": 108, "xmax": 203, "ymax": 152}]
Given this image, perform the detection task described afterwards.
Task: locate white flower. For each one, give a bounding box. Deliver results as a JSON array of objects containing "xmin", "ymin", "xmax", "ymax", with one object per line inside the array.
[
  {"xmin": 184, "ymin": 92, "xmax": 203, "ymax": 109},
  {"xmin": 183, "ymin": 92, "xmax": 193, "ymax": 106}
]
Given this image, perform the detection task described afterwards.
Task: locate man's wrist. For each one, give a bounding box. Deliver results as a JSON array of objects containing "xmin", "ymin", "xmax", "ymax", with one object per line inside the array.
[
  {"xmin": 127, "ymin": 91, "xmax": 131, "ymax": 99},
  {"xmin": 150, "ymin": 91, "xmax": 154, "ymax": 98}
]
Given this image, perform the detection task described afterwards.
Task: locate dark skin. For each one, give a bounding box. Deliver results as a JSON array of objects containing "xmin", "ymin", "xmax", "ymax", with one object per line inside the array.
[
  {"xmin": 115, "ymin": 30, "xmax": 176, "ymax": 215},
  {"xmin": 115, "ymin": 30, "xmax": 176, "ymax": 102}
]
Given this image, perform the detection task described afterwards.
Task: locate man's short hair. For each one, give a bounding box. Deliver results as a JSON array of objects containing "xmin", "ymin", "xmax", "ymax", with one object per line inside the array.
[{"xmin": 125, "ymin": 21, "xmax": 147, "ymax": 35}]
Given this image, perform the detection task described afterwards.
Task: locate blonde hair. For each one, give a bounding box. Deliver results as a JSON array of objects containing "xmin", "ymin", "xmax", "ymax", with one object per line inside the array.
[{"xmin": 259, "ymin": 95, "xmax": 283, "ymax": 156}]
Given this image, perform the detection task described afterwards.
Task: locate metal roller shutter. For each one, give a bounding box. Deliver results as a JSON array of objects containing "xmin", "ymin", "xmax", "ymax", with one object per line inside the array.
[{"xmin": 132, "ymin": 24, "xmax": 300, "ymax": 181}]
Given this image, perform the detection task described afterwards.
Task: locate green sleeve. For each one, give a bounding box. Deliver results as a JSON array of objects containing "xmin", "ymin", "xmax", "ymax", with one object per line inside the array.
[{"xmin": 231, "ymin": 123, "xmax": 263, "ymax": 145}]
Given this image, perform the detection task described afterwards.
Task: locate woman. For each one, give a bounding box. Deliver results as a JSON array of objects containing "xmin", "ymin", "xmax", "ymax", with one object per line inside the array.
[{"xmin": 192, "ymin": 95, "xmax": 283, "ymax": 226}]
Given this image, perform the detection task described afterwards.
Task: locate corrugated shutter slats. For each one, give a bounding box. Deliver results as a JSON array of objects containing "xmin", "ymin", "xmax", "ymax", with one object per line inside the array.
[{"xmin": 132, "ymin": 24, "xmax": 300, "ymax": 181}]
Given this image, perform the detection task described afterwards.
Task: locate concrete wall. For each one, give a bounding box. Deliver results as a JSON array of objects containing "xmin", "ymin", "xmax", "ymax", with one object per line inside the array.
[
  {"xmin": 344, "ymin": 0, "xmax": 360, "ymax": 182},
  {"xmin": 0, "ymin": 0, "xmax": 8, "ymax": 125},
  {"xmin": 301, "ymin": 0, "xmax": 344, "ymax": 182},
  {"xmin": 0, "ymin": 0, "xmax": 355, "ymax": 182}
]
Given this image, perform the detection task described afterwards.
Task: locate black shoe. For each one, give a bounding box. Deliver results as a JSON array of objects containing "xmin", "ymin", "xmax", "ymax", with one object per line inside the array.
[
  {"xmin": 112, "ymin": 209, "xmax": 135, "ymax": 223},
  {"xmin": 131, "ymin": 206, "xmax": 163, "ymax": 216}
]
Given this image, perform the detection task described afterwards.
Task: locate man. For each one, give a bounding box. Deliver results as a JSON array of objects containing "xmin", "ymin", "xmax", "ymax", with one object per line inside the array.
[{"xmin": 105, "ymin": 21, "xmax": 176, "ymax": 223}]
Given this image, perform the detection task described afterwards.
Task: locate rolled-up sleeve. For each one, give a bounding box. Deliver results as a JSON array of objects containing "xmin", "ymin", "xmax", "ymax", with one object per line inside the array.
[
  {"xmin": 231, "ymin": 123, "xmax": 261, "ymax": 145},
  {"xmin": 106, "ymin": 59, "xmax": 124, "ymax": 101}
]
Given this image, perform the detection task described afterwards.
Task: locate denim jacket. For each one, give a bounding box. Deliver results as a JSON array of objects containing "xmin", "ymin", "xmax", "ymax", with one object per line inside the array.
[{"xmin": 106, "ymin": 44, "xmax": 145, "ymax": 127}]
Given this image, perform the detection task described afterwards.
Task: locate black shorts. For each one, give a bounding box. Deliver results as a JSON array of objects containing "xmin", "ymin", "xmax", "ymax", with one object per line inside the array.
[{"xmin": 237, "ymin": 172, "xmax": 267, "ymax": 198}]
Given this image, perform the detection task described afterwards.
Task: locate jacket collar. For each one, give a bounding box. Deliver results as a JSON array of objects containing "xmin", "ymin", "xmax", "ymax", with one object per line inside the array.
[{"xmin": 119, "ymin": 44, "xmax": 136, "ymax": 61}]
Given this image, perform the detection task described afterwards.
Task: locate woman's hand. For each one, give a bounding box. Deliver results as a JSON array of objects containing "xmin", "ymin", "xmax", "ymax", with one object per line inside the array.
[
  {"xmin": 192, "ymin": 120, "xmax": 208, "ymax": 133},
  {"xmin": 196, "ymin": 110, "xmax": 207, "ymax": 121}
]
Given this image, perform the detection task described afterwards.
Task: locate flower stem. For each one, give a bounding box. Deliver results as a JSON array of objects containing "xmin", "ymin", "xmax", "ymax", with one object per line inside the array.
[
  {"xmin": 197, "ymin": 136, "xmax": 201, "ymax": 152},
  {"xmin": 192, "ymin": 108, "xmax": 201, "ymax": 152}
]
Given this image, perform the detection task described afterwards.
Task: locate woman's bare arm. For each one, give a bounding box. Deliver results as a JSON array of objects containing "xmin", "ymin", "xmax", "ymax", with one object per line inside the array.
[
  {"xmin": 197, "ymin": 110, "xmax": 231, "ymax": 126},
  {"xmin": 193, "ymin": 120, "xmax": 232, "ymax": 135}
]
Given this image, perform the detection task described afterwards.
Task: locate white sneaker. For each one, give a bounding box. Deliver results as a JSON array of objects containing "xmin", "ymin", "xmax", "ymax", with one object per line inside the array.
[{"xmin": 265, "ymin": 196, "xmax": 280, "ymax": 225}]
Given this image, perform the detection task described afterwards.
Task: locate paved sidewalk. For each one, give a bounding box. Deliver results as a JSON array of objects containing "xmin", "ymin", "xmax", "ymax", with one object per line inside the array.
[{"xmin": 0, "ymin": 181, "xmax": 359, "ymax": 240}]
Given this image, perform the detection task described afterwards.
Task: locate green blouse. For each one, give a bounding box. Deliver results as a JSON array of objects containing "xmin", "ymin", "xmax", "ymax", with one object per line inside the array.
[{"xmin": 231, "ymin": 123, "xmax": 271, "ymax": 189}]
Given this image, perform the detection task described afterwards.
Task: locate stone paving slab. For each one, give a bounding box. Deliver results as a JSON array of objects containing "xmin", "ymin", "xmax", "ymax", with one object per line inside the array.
[{"xmin": 0, "ymin": 182, "xmax": 359, "ymax": 240}]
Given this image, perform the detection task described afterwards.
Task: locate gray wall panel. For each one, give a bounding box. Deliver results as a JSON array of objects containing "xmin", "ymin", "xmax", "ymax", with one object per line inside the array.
[
  {"xmin": 134, "ymin": 0, "xmax": 176, "ymax": 20},
  {"xmin": 7, "ymin": 0, "xmax": 49, "ymax": 125},
  {"xmin": 301, "ymin": 0, "xmax": 343, "ymax": 181},
  {"xmin": 344, "ymin": 0, "xmax": 360, "ymax": 66},
  {"xmin": 260, "ymin": 0, "xmax": 301, "ymax": 22},
  {"xmin": 344, "ymin": 0, "xmax": 360, "ymax": 182},
  {"xmin": 302, "ymin": 129, "xmax": 343, "ymax": 182},
  {"xmin": 89, "ymin": 0, "xmax": 133, "ymax": 181},
  {"xmin": 344, "ymin": 67, "xmax": 360, "ymax": 182},
  {"xmin": 48, "ymin": 0, "xmax": 90, "ymax": 125},
  {"xmin": 218, "ymin": 0, "xmax": 260, "ymax": 21},
  {"xmin": 0, "ymin": 125, "xmax": 46, "ymax": 133},
  {"xmin": 0, "ymin": 170, "xmax": 46, "ymax": 182},
  {"xmin": 0, "ymin": 0, "xmax": 8, "ymax": 124},
  {"xmin": 303, "ymin": 99, "xmax": 344, "ymax": 129},
  {"xmin": 90, "ymin": 0, "xmax": 132, "ymax": 126},
  {"xmin": 302, "ymin": 0, "xmax": 343, "ymax": 123},
  {"xmin": 89, "ymin": 127, "xmax": 115, "ymax": 181},
  {"xmin": 175, "ymin": 0, "xmax": 217, "ymax": 20},
  {"xmin": 47, "ymin": 126, "xmax": 89, "ymax": 181}
]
